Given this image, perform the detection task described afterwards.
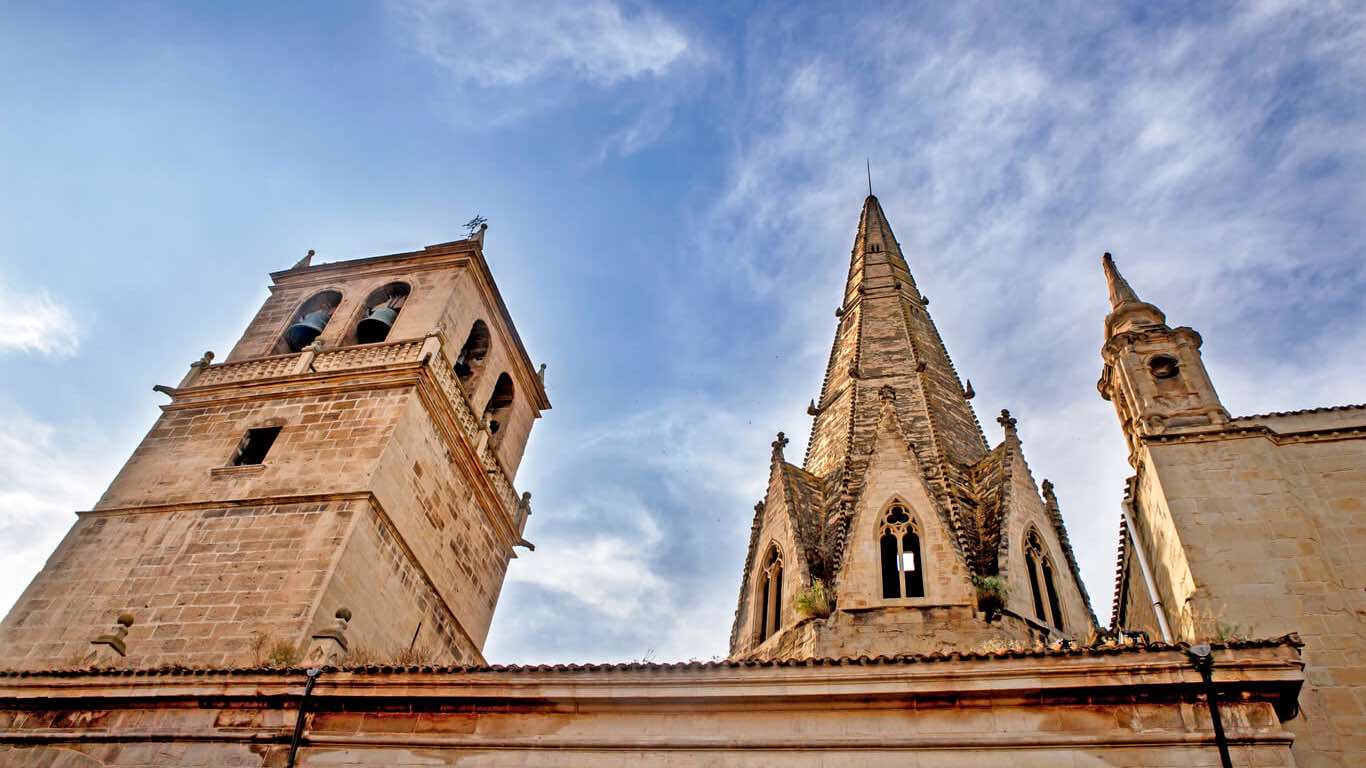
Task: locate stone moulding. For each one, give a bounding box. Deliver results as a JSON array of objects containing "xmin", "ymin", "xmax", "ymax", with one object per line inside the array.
[{"xmin": 0, "ymin": 640, "xmax": 1304, "ymax": 762}]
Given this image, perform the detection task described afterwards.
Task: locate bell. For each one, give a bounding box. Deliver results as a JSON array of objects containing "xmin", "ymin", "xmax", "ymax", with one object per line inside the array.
[
  {"xmin": 356, "ymin": 305, "xmax": 398, "ymax": 344},
  {"xmin": 284, "ymin": 310, "xmax": 331, "ymax": 352}
]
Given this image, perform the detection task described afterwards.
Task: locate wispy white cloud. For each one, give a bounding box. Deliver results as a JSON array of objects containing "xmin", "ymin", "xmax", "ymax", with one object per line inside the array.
[
  {"xmin": 507, "ymin": 487, "xmax": 667, "ymax": 621},
  {"xmin": 0, "ymin": 406, "xmax": 120, "ymax": 617},
  {"xmin": 389, "ymin": 0, "xmax": 692, "ymax": 88},
  {"xmin": 0, "ymin": 278, "xmax": 79, "ymax": 357},
  {"xmin": 699, "ymin": 1, "xmax": 1366, "ymax": 624}
]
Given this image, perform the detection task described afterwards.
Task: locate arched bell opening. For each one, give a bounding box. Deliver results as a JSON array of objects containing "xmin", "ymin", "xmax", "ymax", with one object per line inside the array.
[
  {"xmin": 354, "ymin": 282, "xmax": 411, "ymax": 344},
  {"xmin": 278, "ymin": 290, "xmax": 342, "ymax": 353},
  {"xmin": 756, "ymin": 544, "xmax": 784, "ymax": 643},
  {"xmin": 455, "ymin": 320, "xmax": 491, "ymax": 388},
  {"xmin": 482, "ymin": 372, "xmax": 515, "ymax": 441},
  {"xmin": 1024, "ymin": 528, "xmax": 1064, "ymax": 631},
  {"xmin": 879, "ymin": 502, "xmax": 925, "ymax": 599}
]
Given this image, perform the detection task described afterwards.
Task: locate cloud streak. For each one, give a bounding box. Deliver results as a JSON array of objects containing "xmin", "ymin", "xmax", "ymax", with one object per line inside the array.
[
  {"xmin": 0, "ymin": 278, "xmax": 79, "ymax": 357},
  {"xmin": 390, "ymin": 0, "xmax": 692, "ymax": 88}
]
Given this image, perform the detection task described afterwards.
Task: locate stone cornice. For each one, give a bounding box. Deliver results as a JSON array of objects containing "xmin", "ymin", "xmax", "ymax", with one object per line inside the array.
[
  {"xmin": 1142, "ymin": 423, "xmax": 1366, "ymax": 448},
  {"xmin": 0, "ymin": 640, "xmax": 1303, "ymax": 708}
]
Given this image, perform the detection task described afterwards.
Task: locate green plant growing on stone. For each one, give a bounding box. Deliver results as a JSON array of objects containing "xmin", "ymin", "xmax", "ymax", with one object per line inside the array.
[
  {"xmin": 972, "ymin": 574, "xmax": 1007, "ymax": 621},
  {"xmin": 793, "ymin": 579, "xmax": 834, "ymax": 619}
]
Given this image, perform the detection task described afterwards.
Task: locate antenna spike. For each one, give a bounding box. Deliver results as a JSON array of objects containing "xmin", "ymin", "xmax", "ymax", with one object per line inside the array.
[{"xmin": 866, "ymin": 158, "xmax": 873, "ymax": 196}]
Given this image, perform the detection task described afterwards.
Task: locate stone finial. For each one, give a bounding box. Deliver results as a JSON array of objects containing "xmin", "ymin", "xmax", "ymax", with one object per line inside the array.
[
  {"xmin": 963, "ymin": 379, "xmax": 975, "ymax": 400},
  {"xmin": 304, "ymin": 607, "xmax": 352, "ymax": 667},
  {"xmin": 1101, "ymin": 252, "xmax": 1141, "ymax": 309},
  {"xmin": 835, "ymin": 306, "xmax": 845, "ymax": 318},
  {"xmin": 194, "ymin": 351, "xmax": 215, "ymax": 368},
  {"xmin": 293, "ymin": 249, "xmax": 314, "ymax": 270},
  {"xmin": 88, "ymin": 613, "xmax": 135, "ymax": 665},
  {"xmin": 878, "ymin": 384, "xmax": 896, "ymax": 403},
  {"xmin": 754, "ymin": 500, "xmax": 765, "ymax": 515},
  {"xmin": 771, "ymin": 432, "xmax": 789, "ymax": 459},
  {"xmin": 807, "ymin": 399, "xmax": 820, "ymax": 416},
  {"xmin": 538, "ymin": 363, "xmax": 547, "ymax": 385},
  {"xmin": 997, "ymin": 409, "xmax": 1018, "ymax": 433}
]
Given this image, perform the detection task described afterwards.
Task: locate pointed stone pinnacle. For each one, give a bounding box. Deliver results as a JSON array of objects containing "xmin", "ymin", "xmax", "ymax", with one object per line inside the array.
[
  {"xmin": 1102, "ymin": 252, "xmax": 1141, "ymax": 309},
  {"xmin": 293, "ymin": 249, "xmax": 314, "ymax": 270},
  {"xmin": 964, "ymin": 379, "xmax": 975, "ymax": 400}
]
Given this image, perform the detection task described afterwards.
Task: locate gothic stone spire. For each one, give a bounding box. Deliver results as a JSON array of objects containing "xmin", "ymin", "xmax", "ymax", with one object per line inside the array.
[{"xmin": 804, "ymin": 195, "xmax": 986, "ymax": 482}]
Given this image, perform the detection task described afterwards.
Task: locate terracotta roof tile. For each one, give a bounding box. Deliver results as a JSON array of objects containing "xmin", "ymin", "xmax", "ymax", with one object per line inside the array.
[{"xmin": 0, "ymin": 636, "xmax": 1301, "ymax": 678}]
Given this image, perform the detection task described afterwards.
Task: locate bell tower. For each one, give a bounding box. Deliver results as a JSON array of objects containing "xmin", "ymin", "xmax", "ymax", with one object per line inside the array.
[
  {"xmin": 1096, "ymin": 253, "xmax": 1228, "ymax": 465},
  {"xmin": 0, "ymin": 227, "xmax": 549, "ymax": 668}
]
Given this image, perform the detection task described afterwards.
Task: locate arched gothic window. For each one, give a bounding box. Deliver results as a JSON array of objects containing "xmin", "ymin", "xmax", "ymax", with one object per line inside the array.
[
  {"xmin": 757, "ymin": 545, "xmax": 783, "ymax": 643},
  {"xmin": 355, "ymin": 282, "xmax": 410, "ymax": 344},
  {"xmin": 455, "ymin": 320, "xmax": 491, "ymax": 386},
  {"xmin": 1024, "ymin": 529, "xmax": 1064, "ymax": 630},
  {"xmin": 483, "ymin": 373, "xmax": 515, "ymax": 439},
  {"xmin": 879, "ymin": 503, "xmax": 925, "ymax": 599},
  {"xmin": 280, "ymin": 290, "xmax": 342, "ymax": 353}
]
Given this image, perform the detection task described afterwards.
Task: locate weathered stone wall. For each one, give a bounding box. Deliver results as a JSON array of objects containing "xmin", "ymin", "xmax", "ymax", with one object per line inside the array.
[
  {"xmin": 95, "ymin": 388, "xmax": 408, "ymax": 511},
  {"xmin": 368, "ymin": 394, "xmax": 513, "ymax": 651},
  {"xmin": 730, "ymin": 459, "xmax": 808, "ymax": 657},
  {"xmin": 1001, "ymin": 450, "xmax": 1095, "ymax": 638},
  {"xmin": 839, "ymin": 418, "xmax": 976, "ymax": 612},
  {"xmin": 316, "ymin": 501, "xmax": 481, "ymax": 664},
  {"xmin": 0, "ymin": 500, "xmax": 357, "ymax": 669},
  {"xmin": 760, "ymin": 608, "xmax": 1039, "ymax": 660},
  {"xmin": 1125, "ymin": 408, "xmax": 1366, "ymax": 765}
]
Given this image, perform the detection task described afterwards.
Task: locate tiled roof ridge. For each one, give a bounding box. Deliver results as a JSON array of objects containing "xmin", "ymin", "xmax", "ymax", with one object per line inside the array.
[
  {"xmin": 1229, "ymin": 402, "xmax": 1366, "ymax": 421},
  {"xmin": 0, "ymin": 635, "xmax": 1302, "ymax": 678}
]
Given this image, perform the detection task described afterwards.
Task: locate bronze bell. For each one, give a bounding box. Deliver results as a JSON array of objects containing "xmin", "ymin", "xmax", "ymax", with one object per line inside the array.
[
  {"xmin": 356, "ymin": 305, "xmax": 398, "ymax": 344},
  {"xmin": 284, "ymin": 310, "xmax": 331, "ymax": 352}
]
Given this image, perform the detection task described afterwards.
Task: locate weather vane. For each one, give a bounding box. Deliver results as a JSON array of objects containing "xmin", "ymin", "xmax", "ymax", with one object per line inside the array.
[{"xmin": 463, "ymin": 215, "xmax": 487, "ymax": 237}]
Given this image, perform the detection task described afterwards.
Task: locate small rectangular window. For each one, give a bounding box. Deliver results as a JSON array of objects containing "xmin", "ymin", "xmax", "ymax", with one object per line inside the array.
[{"xmin": 232, "ymin": 426, "xmax": 282, "ymax": 466}]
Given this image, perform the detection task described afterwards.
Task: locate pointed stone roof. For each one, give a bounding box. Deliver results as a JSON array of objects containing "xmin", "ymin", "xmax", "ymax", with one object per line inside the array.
[
  {"xmin": 731, "ymin": 196, "xmax": 1099, "ymax": 657},
  {"xmin": 1100, "ymin": 252, "xmax": 1167, "ymax": 339},
  {"xmin": 1101, "ymin": 252, "xmax": 1140, "ymax": 308}
]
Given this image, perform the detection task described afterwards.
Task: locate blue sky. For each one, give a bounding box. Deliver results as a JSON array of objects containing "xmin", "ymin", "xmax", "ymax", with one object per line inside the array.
[{"xmin": 1, "ymin": 1, "xmax": 1362, "ymax": 663}]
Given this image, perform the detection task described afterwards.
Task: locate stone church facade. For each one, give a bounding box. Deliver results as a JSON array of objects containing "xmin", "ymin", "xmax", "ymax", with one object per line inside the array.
[{"xmin": 0, "ymin": 198, "xmax": 1358, "ymax": 766}]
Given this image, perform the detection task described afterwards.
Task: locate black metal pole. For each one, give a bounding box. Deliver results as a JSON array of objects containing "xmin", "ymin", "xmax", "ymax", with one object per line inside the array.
[
  {"xmin": 1192, "ymin": 652, "xmax": 1234, "ymax": 768},
  {"xmin": 286, "ymin": 668, "xmax": 322, "ymax": 768}
]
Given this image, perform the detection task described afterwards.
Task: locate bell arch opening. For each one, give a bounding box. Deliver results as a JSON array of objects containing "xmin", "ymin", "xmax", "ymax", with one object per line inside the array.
[
  {"xmin": 278, "ymin": 290, "xmax": 342, "ymax": 353},
  {"xmin": 455, "ymin": 320, "xmax": 491, "ymax": 387},
  {"xmin": 353, "ymin": 282, "xmax": 411, "ymax": 345},
  {"xmin": 878, "ymin": 501, "xmax": 925, "ymax": 599},
  {"xmin": 1024, "ymin": 528, "xmax": 1064, "ymax": 631},
  {"xmin": 756, "ymin": 544, "xmax": 784, "ymax": 643},
  {"xmin": 483, "ymin": 373, "xmax": 515, "ymax": 439}
]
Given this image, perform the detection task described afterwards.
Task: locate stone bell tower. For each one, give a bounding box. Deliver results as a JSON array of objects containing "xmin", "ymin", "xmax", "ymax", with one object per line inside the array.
[
  {"xmin": 0, "ymin": 228, "xmax": 549, "ymax": 669},
  {"xmin": 730, "ymin": 196, "xmax": 1096, "ymax": 660},
  {"xmin": 1096, "ymin": 252, "xmax": 1229, "ymax": 465}
]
